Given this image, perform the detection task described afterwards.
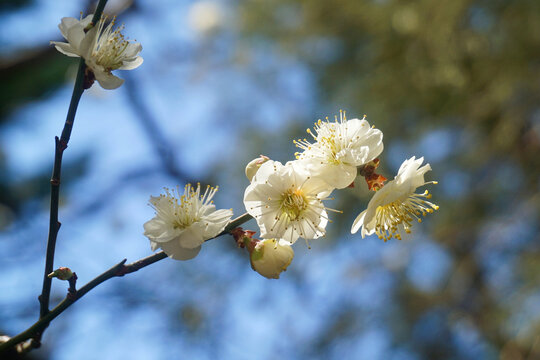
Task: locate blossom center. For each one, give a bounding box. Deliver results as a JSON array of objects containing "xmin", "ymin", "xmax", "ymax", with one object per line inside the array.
[
  {"xmin": 157, "ymin": 183, "xmax": 218, "ymax": 230},
  {"xmin": 374, "ymin": 190, "xmax": 438, "ymax": 241},
  {"xmin": 293, "ymin": 111, "xmax": 362, "ymax": 165},
  {"xmin": 172, "ymin": 194, "xmax": 197, "ymax": 229},
  {"xmin": 318, "ymin": 130, "xmax": 342, "ymax": 164},
  {"xmin": 92, "ymin": 18, "xmax": 131, "ymax": 70},
  {"xmin": 280, "ymin": 188, "xmax": 307, "ymax": 220}
]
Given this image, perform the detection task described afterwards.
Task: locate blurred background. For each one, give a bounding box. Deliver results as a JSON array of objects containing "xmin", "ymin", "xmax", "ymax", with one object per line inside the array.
[{"xmin": 1, "ymin": 0, "xmax": 539, "ymax": 359}]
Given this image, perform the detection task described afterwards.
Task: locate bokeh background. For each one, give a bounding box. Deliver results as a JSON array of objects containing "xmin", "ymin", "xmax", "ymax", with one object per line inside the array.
[{"xmin": 1, "ymin": 0, "xmax": 540, "ymax": 359}]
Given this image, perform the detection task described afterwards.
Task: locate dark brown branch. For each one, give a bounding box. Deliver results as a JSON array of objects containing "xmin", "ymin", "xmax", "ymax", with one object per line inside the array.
[
  {"xmin": 38, "ymin": 0, "xmax": 109, "ymax": 336},
  {"xmin": 39, "ymin": 60, "xmax": 86, "ymax": 319}
]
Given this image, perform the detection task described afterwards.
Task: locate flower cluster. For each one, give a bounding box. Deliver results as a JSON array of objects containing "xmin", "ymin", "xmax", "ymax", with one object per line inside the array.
[
  {"xmin": 51, "ymin": 14, "xmax": 143, "ymax": 89},
  {"xmin": 51, "ymin": 11, "xmax": 438, "ymax": 280},
  {"xmin": 240, "ymin": 111, "xmax": 438, "ymax": 278},
  {"xmin": 140, "ymin": 111, "xmax": 438, "ymax": 278}
]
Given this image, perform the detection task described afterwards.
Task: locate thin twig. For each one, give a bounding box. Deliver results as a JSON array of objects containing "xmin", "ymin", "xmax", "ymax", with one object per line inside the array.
[
  {"xmin": 0, "ymin": 213, "xmax": 253, "ymax": 354},
  {"xmin": 38, "ymin": 0, "xmax": 109, "ymax": 335},
  {"xmin": 39, "ymin": 59, "xmax": 86, "ymax": 319}
]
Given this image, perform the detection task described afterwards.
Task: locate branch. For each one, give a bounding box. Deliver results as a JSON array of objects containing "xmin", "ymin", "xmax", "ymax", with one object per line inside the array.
[
  {"xmin": 0, "ymin": 213, "xmax": 253, "ymax": 355},
  {"xmin": 39, "ymin": 59, "xmax": 85, "ymax": 320},
  {"xmin": 38, "ymin": 0, "xmax": 109, "ymax": 334}
]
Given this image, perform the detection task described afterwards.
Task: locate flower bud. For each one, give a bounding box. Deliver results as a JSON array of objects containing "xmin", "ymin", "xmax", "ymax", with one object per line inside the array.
[
  {"xmin": 250, "ymin": 239, "xmax": 294, "ymax": 279},
  {"xmin": 47, "ymin": 267, "xmax": 74, "ymax": 280},
  {"xmin": 245, "ymin": 155, "xmax": 270, "ymax": 182}
]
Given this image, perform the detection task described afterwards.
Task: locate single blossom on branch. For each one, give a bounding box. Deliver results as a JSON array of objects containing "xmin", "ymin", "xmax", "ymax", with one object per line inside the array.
[
  {"xmin": 51, "ymin": 14, "xmax": 143, "ymax": 89},
  {"xmin": 143, "ymin": 184, "xmax": 233, "ymax": 260},
  {"xmin": 351, "ymin": 156, "xmax": 439, "ymax": 241},
  {"xmin": 294, "ymin": 111, "xmax": 384, "ymax": 189},
  {"xmin": 244, "ymin": 160, "xmax": 339, "ymax": 245}
]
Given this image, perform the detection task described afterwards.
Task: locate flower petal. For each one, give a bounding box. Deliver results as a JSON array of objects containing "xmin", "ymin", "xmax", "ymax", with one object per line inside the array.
[
  {"xmin": 65, "ymin": 22, "xmax": 86, "ymax": 50},
  {"xmin": 160, "ymin": 240, "xmax": 202, "ymax": 260},
  {"xmin": 143, "ymin": 218, "xmax": 182, "ymax": 243},
  {"xmin": 80, "ymin": 14, "xmax": 94, "ymax": 28},
  {"xmin": 79, "ymin": 25, "xmax": 98, "ymax": 59},
  {"xmin": 50, "ymin": 41, "xmax": 80, "ymax": 57},
  {"xmin": 351, "ymin": 210, "xmax": 367, "ymax": 235},
  {"xmin": 58, "ymin": 17, "xmax": 79, "ymax": 39},
  {"xmin": 93, "ymin": 69, "xmax": 125, "ymax": 90},
  {"xmin": 178, "ymin": 222, "xmax": 206, "ymax": 249},
  {"xmin": 118, "ymin": 56, "xmax": 143, "ymax": 70}
]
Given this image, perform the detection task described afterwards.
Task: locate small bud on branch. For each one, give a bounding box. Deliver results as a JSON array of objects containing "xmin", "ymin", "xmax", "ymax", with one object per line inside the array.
[{"xmin": 47, "ymin": 267, "xmax": 74, "ymax": 280}]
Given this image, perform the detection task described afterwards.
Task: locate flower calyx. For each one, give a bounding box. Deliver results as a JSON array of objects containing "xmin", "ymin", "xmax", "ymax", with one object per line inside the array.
[
  {"xmin": 358, "ymin": 158, "xmax": 387, "ymax": 191},
  {"xmin": 231, "ymin": 227, "xmax": 257, "ymax": 250}
]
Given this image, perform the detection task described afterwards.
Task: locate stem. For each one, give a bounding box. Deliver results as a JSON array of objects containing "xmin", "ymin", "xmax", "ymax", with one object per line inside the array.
[
  {"xmin": 3, "ymin": 260, "xmax": 127, "ymax": 354},
  {"xmin": 211, "ymin": 212, "xmax": 253, "ymax": 240},
  {"xmin": 39, "ymin": 58, "xmax": 86, "ymax": 319},
  {"xmin": 39, "ymin": 0, "xmax": 109, "ymax": 327},
  {"xmin": 92, "ymin": 0, "xmax": 108, "ymax": 24},
  {"xmin": 1, "ymin": 213, "xmax": 253, "ymax": 354}
]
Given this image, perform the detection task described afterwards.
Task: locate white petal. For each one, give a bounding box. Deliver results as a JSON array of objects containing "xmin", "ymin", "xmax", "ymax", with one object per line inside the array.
[
  {"xmin": 143, "ymin": 218, "xmax": 182, "ymax": 243},
  {"xmin": 308, "ymin": 162, "xmax": 356, "ymax": 189},
  {"xmin": 302, "ymin": 174, "xmax": 335, "ymax": 197},
  {"xmin": 251, "ymin": 160, "xmax": 281, "ymax": 183},
  {"xmin": 65, "ymin": 23, "xmax": 86, "ymax": 50},
  {"xmin": 397, "ymin": 156, "xmax": 421, "ymax": 178},
  {"xmin": 244, "ymin": 182, "xmax": 276, "ymax": 218},
  {"xmin": 118, "ymin": 56, "xmax": 143, "ymax": 70},
  {"xmin": 58, "ymin": 17, "xmax": 79, "ymax": 39},
  {"xmin": 150, "ymin": 241, "xmax": 159, "ymax": 252},
  {"xmin": 301, "ymin": 208, "xmax": 327, "ymax": 239},
  {"xmin": 362, "ymin": 130, "xmax": 384, "ymax": 162},
  {"xmin": 160, "ymin": 239, "xmax": 202, "ymax": 260},
  {"xmin": 79, "ymin": 26, "xmax": 98, "ymax": 59},
  {"xmin": 351, "ymin": 210, "xmax": 367, "ymax": 235},
  {"xmin": 203, "ymin": 209, "xmax": 233, "ymax": 236},
  {"xmin": 123, "ymin": 42, "xmax": 143, "ymax": 58},
  {"xmin": 178, "ymin": 222, "xmax": 206, "ymax": 249},
  {"xmin": 80, "ymin": 14, "xmax": 94, "ymax": 28},
  {"xmin": 93, "ymin": 69, "xmax": 125, "ymax": 89},
  {"xmin": 362, "ymin": 216, "xmax": 377, "ymax": 237},
  {"xmin": 279, "ymin": 225, "xmax": 301, "ymax": 244},
  {"xmin": 51, "ymin": 41, "xmax": 80, "ymax": 57}
]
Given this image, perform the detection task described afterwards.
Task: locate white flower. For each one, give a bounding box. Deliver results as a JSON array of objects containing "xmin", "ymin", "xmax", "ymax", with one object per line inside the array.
[
  {"xmin": 51, "ymin": 14, "xmax": 143, "ymax": 89},
  {"xmin": 244, "ymin": 160, "xmax": 337, "ymax": 244},
  {"xmin": 144, "ymin": 183, "xmax": 233, "ymax": 260},
  {"xmin": 294, "ymin": 111, "xmax": 384, "ymax": 189},
  {"xmin": 250, "ymin": 239, "xmax": 294, "ymax": 279},
  {"xmin": 351, "ymin": 156, "xmax": 439, "ymax": 241}
]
